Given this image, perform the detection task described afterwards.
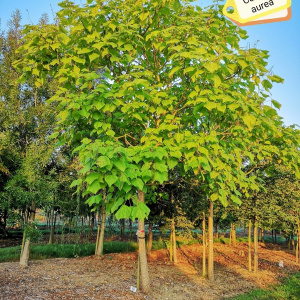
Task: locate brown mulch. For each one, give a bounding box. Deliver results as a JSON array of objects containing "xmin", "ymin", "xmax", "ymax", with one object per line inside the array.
[{"xmin": 0, "ymin": 242, "xmax": 299, "ymax": 300}]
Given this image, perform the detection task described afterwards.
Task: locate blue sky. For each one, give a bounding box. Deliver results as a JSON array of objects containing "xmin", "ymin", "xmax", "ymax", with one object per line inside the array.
[{"xmin": 0, "ymin": 0, "xmax": 299, "ymax": 126}]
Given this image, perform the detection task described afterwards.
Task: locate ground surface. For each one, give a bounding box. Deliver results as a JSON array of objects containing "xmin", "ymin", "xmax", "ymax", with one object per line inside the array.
[{"xmin": 0, "ymin": 242, "xmax": 299, "ymax": 300}]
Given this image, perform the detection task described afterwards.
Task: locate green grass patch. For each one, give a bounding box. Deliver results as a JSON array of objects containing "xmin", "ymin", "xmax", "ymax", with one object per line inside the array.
[
  {"xmin": 230, "ymin": 272, "xmax": 300, "ymax": 300},
  {"xmin": 177, "ymin": 238, "xmax": 199, "ymax": 247},
  {"xmin": 0, "ymin": 235, "xmax": 288, "ymax": 264},
  {"xmin": 0, "ymin": 246, "xmax": 22, "ymax": 262},
  {"xmin": 103, "ymin": 241, "xmax": 138, "ymax": 253},
  {"xmin": 0, "ymin": 241, "xmax": 141, "ymax": 263},
  {"xmin": 0, "ymin": 237, "xmax": 200, "ymax": 263},
  {"xmin": 213, "ymin": 237, "xmax": 261, "ymax": 244}
]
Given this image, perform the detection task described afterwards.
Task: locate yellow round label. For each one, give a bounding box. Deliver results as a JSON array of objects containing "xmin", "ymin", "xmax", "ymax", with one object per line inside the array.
[{"xmin": 223, "ymin": 0, "xmax": 292, "ymax": 24}]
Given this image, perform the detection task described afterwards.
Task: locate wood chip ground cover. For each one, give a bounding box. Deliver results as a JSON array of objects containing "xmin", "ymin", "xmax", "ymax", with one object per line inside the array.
[{"xmin": 0, "ymin": 242, "xmax": 299, "ymax": 299}]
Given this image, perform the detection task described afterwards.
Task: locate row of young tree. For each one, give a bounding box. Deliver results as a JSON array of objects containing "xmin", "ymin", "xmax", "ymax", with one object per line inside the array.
[{"xmin": 1, "ymin": 0, "xmax": 299, "ymax": 294}]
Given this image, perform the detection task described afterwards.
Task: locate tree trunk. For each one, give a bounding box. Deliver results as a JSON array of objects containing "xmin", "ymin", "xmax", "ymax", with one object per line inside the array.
[
  {"xmin": 208, "ymin": 199, "xmax": 214, "ymax": 281},
  {"xmin": 120, "ymin": 219, "xmax": 125, "ymax": 240},
  {"xmin": 215, "ymin": 222, "xmax": 219, "ymax": 239},
  {"xmin": 20, "ymin": 203, "xmax": 36, "ymax": 267},
  {"xmin": 129, "ymin": 219, "xmax": 133, "ymax": 241},
  {"xmin": 231, "ymin": 223, "xmax": 236, "ymax": 246},
  {"xmin": 296, "ymin": 225, "xmax": 299, "ymax": 264},
  {"xmin": 54, "ymin": 212, "xmax": 57, "ymax": 236},
  {"xmin": 291, "ymin": 233, "xmax": 295, "ymax": 251},
  {"xmin": 296, "ymin": 235, "xmax": 299, "ymax": 264},
  {"xmin": 20, "ymin": 239, "xmax": 31, "ymax": 267},
  {"xmin": 21, "ymin": 230, "xmax": 26, "ymax": 255},
  {"xmin": 81, "ymin": 216, "xmax": 84, "ymax": 234},
  {"xmin": 253, "ymin": 220, "xmax": 258, "ymax": 273},
  {"xmin": 0, "ymin": 209, "xmax": 8, "ymax": 235},
  {"xmin": 137, "ymin": 190, "xmax": 150, "ymax": 293},
  {"xmin": 88, "ymin": 212, "xmax": 95, "ymax": 239},
  {"xmin": 95, "ymin": 209, "xmax": 101, "ymax": 255},
  {"xmin": 21, "ymin": 211, "xmax": 29, "ymax": 255},
  {"xmin": 49, "ymin": 196, "xmax": 55, "ymax": 244},
  {"xmin": 202, "ymin": 212, "xmax": 206, "ymax": 277},
  {"xmin": 95, "ymin": 205, "xmax": 106, "ymax": 256},
  {"xmin": 171, "ymin": 218, "xmax": 177, "ymax": 263},
  {"xmin": 275, "ymin": 230, "xmax": 277, "ymax": 244},
  {"xmin": 147, "ymin": 222, "xmax": 153, "ymax": 254},
  {"xmin": 137, "ymin": 255, "xmax": 140, "ymax": 290},
  {"xmin": 158, "ymin": 226, "xmax": 163, "ymax": 244},
  {"xmin": 46, "ymin": 211, "xmax": 50, "ymax": 229},
  {"xmin": 261, "ymin": 228, "xmax": 264, "ymax": 243},
  {"xmin": 248, "ymin": 220, "xmax": 252, "ymax": 272},
  {"xmin": 169, "ymin": 225, "xmax": 173, "ymax": 262}
]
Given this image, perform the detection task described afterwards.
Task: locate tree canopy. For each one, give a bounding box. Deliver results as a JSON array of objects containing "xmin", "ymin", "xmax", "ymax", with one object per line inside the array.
[{"xmin": 15, "ymin": 0, "xmax": 300, "ymax": 219}]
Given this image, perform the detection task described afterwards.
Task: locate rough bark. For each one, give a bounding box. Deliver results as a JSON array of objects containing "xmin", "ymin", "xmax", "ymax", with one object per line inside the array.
[
  {"xmin": 147, "ymin": 222, "xmax": 153, "ymax": 254},
  {"xmin": 202, "ymin": 212, "xmax": 206, "ymax": 277},
  {"xmin": 137, "ymin": 190, "xmax": 150, "ymax": 293},
  {"xmin": 208, "ymin": 199, "xmax": 214, "ymax": 281},
  {"xmin": 253, "ymin": 220, "xmax": 258, "ymax": 273},
  {"xmin": 248, "ymin": 220, "xmax": 252, "ymax": 272}
]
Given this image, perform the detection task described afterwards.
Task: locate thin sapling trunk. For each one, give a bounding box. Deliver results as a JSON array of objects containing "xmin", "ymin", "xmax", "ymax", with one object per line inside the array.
[
  {"xmin": 248, "ymin": 220, "xmax": 252, "ymax": 272},
  {"xmin": 202, "ymin": 212, "xmax": 206, "ymax": 277},
  {"xmin": 137, "ymin": 190, "xmax": 150, "ymax": 293},
  {"xmin": 147, "ymin": 222, "xmax": 153, "ymax": 254},
  {"xmin": 253, "ymin": 220, "xmax": 258, "ymax": 273},
  {"xmin": 208, "ymin": 199, "xmax": 214, "ymax": 281}
]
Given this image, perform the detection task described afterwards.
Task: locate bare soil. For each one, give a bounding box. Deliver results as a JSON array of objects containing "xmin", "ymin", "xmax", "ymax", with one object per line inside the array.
[{"xmin": 0, "ymin": 242, "xmax": 299, "ymax": 300}]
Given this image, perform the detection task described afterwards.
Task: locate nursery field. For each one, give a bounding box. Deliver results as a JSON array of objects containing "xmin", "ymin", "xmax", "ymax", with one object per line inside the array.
[
  {"xmin": 0, "ymin": 238, "xmax": 299, "ymax": 300},
  {"xmin": 1, "ymin": 0, "xmax": 300, "ymax": 299}
]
